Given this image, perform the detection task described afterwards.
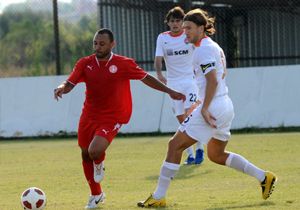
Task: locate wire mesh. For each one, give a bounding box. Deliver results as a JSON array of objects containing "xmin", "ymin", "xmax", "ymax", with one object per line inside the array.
[{"xmin": 0, "ymin": 0, "xmax": 299, "ymax": 77}]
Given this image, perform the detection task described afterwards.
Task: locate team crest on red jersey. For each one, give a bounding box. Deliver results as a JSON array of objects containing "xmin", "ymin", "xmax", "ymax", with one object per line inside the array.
[{"xmin": 109, "ymin": 65, "xmax": 118, "ymax": 73}]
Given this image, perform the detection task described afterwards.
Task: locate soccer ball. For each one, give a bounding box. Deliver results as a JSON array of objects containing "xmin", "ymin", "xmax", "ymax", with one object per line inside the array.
[{"xmin": 21, "ymin": 187, "xmax": 46, "ymax": 210}]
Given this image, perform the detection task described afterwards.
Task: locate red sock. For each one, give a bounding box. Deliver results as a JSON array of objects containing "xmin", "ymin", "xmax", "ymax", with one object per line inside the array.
[
  {"xmin": 94, "ymin": 152, "xmax": 105, "ymax": 164},
  {"xmin": 82, "ymin": 161, "xmax": 102, "ymax": 195}
]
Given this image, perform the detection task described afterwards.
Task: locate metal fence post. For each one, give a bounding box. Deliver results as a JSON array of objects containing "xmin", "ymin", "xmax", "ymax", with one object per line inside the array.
[
  {"xmin": 97, "ymin": 0, "xmax": 102, "ymax": 29},
  {"xmin": 53, "ymin": 0, "xmax": 61, "ymax": 75}
]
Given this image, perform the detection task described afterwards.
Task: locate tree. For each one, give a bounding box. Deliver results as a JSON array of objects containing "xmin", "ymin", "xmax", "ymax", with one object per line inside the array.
[{"xmin": 0, "ymin": 10, "xmax": 97, "ymax": 77}]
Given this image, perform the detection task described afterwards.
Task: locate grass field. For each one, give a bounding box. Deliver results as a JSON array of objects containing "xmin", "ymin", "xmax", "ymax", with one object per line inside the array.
[{"xmin": 1, "ymin": 133, "xmax": 299, "ymax": 210}]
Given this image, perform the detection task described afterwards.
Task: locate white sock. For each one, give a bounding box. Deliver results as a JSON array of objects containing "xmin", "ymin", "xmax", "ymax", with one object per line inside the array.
[
  {"xmin": 185, "ymin": 146, "xmax": 194, "ymax": 157},
  {"xmin": 196, "ymin": 142, "xmax": 204, "ymax": 151},
  {"xmin": 225, "ymin": 152, "xmax": 265, "ymax": 182},
  {"xmin": 153, "ymin": 161, "xmax": 180, "ymax": 199}
]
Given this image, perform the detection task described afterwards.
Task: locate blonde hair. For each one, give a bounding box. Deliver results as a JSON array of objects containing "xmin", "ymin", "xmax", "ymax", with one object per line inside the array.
[{"xmin": 183, "ymin": 9, "xmax": 216, "ymax": 36}]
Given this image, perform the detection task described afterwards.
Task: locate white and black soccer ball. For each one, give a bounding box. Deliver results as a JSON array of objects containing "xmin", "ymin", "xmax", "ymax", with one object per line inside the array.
[{"xmin": 21, "ymin": 187, "xmax": 46, "ymax": 210}]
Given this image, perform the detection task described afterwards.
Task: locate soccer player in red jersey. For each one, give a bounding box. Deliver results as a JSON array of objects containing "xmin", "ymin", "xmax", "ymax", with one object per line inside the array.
[{"xmin": 54, "ymin": 28, "xmax": 185, "ymax": 209}]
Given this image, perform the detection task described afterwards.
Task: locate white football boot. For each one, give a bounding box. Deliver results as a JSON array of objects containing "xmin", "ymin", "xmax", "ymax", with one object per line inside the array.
[{"xmin": 85, "ymin": 192, "xmax": 105, "ymax": 209}]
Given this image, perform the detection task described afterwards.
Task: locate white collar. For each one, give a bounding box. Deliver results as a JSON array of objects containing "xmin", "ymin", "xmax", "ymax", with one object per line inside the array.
[{"xmin": 95, "ymin": 52, "xmax": 114, "ymax": 68}]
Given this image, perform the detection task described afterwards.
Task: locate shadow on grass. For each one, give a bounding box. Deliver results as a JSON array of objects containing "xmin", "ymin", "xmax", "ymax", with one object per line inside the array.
[
  {"xmin": 145, "ymin": 165, "xmax": 213, "ymax": 181},
  {"xmin": 131, "ymin": 201, "xmax": 275, "ymax": 210},
  {"xmin": 205, "ymin": 201, "xmax": 275, "ymax": 210},
  {"xmin": 176, "ymin": 165, "xmax": 212, "ymax": 180}
]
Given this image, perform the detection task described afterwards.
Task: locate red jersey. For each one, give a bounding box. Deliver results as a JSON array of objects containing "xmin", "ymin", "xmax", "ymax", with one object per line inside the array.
[{"xmin": 67, "ymin": 53, "xmax": 147, "ymax": 124}]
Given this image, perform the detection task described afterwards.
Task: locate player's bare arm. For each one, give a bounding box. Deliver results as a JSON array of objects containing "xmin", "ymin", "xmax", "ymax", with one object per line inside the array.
[
  {"xmin": 54, "ymin": 81, "xmax": 75, "ymax": 101},
  {"xmin": 154, "ymin": 56, "xmax": 167, "ymax": 84},
  {"xmin": 222, "ymin": 68, "xmax": 227, "ymax": 79},
  {"xmin": 201, "ymin": 69, "xmax": 218, "ymax": 128},
  {"xmin": 141, "ymin": 74, "xmax": 185, "ymax": 101}
]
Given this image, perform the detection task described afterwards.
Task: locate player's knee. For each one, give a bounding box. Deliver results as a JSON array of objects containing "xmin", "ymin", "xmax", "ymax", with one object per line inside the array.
[
  {"xmin": 88, "ymin": 147, "xmax": 101, "ymax": 160},
  {"xmin": 168, "ymin": 137, "xmax": 184, "ymax": 153},
  {"xmin": 81, "ymin": 148, "xmax": 91, "ymax": 162},
  {"xmin": 207, "ymin": 150, "xmax": 225, "ymax": 165},
  {"xmin": 207, "ymin": 150, "xmax": 219, "ymax": 164}
]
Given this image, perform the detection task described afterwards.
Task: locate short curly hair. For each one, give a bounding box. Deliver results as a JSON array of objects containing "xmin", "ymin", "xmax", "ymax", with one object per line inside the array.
[{"xmin": 164, "ymin": 6, "xmax": 185, "ymax": 23}]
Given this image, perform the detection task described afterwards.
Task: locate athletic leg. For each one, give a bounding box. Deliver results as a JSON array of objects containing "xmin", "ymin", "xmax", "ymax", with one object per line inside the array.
[
  {"xmin": 207, "ymin": 137, "xmax": 277, "ymax": 199},
  {"xmin": 138, "ymin": 131, "xmax": 197, "ymax": 207}
]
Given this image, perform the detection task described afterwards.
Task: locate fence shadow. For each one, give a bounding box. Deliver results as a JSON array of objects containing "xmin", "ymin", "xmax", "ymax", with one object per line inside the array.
[
  {"xmin": 205, "ymin": 201, "xmax": 275, "ymax": 210},
  {"xmin": 145, "ymin": 165, "xmax": 213, "ymax": 181}
]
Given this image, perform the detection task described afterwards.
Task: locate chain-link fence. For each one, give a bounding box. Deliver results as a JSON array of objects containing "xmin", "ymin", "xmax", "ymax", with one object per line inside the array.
[{"xmin": 0, "ymin": 0, "xmax": 299, "ymax": 77}]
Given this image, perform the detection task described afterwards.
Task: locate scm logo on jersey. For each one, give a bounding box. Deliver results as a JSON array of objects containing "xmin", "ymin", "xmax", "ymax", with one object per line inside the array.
[
  {"xmin": 174, "ymin": 50, "xmax": 188, "ymax": 55},
  {"xmin": 166, "ymin": 49, "xmax": 189, "ymax": 56}
]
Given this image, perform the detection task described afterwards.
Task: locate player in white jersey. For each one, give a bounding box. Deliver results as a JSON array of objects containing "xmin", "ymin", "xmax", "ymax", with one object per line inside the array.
[
  {"xmin": 138, "ymin": 8, "xmax": 277, "ymax": 208},
  {"xmin": 155, "ymin": 6, "xmax": 204, "ymax": 165}
]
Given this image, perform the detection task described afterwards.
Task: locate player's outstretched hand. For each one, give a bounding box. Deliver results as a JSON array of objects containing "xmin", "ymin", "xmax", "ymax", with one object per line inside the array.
[
  {"xmin": 54, "ymin": 85, "xmax": 64, "ymax": 101},
  {"xmin": 169, "ymin": 90, "xmax": 186, "ymax": 101},
  {"xmin": 186, "ymin": 100, "xmax": 201, "ymax": 116},
  {"xmin": 201, "ymin": 108, "xmax": 217, "ymax": 128}
]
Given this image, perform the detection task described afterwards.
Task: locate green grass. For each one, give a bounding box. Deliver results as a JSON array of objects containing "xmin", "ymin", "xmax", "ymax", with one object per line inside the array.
[{"xmin": 1, "ymin": 133, "xmax": 299, "ymax": 210}]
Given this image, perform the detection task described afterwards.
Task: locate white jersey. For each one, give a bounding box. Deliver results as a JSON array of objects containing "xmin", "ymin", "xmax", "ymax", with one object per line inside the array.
[
  {"xmin": 155, "ymin": 31, "xmax": 195, "ymax": 82},
  {"xmin": 193, "ymin": 37, "xmax": 228, "ymax": 100}
]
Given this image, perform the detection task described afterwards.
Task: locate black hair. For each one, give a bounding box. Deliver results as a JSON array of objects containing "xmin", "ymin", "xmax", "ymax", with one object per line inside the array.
[{"xmin": 95, "ymin": 28, "xmax": 114, "ymax": 42}]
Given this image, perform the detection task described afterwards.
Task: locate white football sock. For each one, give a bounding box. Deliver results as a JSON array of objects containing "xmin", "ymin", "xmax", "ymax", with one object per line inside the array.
[
  {"xmin": 185, "ymin": 146, "xmax": 194, "ymax": 157},
  {"xmin": 225, "ymin": 152, "xmax": 265, "ymax": 182},
  {"xmin": 196, "ymin": 142, "xmax": 204, "ymax": 151},
  {"xmin": 153, "ymin": 161, "xmax": 180, "ymax": 199}
]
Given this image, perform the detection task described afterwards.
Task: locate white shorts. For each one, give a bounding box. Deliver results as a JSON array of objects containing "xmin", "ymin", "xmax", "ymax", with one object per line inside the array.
[
  {"xmin": 179, "ymin": 95, "xmax": 234, "ymax": 145},
  {"xmin": 167, "ymin": 80, "xmax": 199, "ymax": 116}
]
